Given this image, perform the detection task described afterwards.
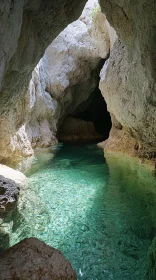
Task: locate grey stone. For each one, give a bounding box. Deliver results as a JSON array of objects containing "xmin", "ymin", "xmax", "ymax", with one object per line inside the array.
[{"xmin": 0, "ymin": 175, "xmax": 19, "ymax": 223}]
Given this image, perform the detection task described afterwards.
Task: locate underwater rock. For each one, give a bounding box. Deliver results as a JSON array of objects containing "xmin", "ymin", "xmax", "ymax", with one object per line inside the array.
[
  {"xmin": 146, "ymin": 237, "xmax": 156, "ymax": 280},
  {"xmin": 0, "ymin": 237, "xmax": 77, "ymax": 280}
]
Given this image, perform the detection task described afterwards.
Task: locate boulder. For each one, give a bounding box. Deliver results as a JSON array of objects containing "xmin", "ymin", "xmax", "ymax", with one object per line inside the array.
[
  {"xmin": 0, "ymin": 238, "xmax": 77, "ymax": 280},
  {"xmin": 0, "ymin": 175, "xmax": 19, "ymax": 223}
]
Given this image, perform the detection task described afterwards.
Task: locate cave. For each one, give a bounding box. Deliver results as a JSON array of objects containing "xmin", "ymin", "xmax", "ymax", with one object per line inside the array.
[
  {"xmin": 57, "ymin": 88, "xmax": 112, "ymax": 143},
  {"xmin": 0, "ymin": 0, "xmax": 156, "ymax": 279}
]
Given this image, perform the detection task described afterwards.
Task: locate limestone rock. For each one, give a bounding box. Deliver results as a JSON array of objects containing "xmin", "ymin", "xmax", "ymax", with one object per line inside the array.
[
  {"xmin": 88, "ymin": 3, "xmax": 116, "ymax": 57},
  {"xmin": 99, "ymin": 0, "xmax": 156, "ymax": 155},
  {"xmin": 0, "ymin": 0, "xmax": 114, "ymax": 161},
  {"xmin": 58, "ymin": 117, "xmax": 104, "ymax": 143},
  {"xmin": 0, "ymin": 164, "xmax": 27, "ymax": 186},
  {"xmin": 0, "ymin": 0, "xmax": 87, "ymax": 161},
  {"xmin": 0, "ymin": 237, "xmax": 77, "ymax": 280}
]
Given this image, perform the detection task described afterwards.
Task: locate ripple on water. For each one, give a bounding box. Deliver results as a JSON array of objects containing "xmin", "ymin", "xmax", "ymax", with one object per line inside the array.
[{"xmin": 8, "ymin": 144, "xmax": 156, "ymax": 280}]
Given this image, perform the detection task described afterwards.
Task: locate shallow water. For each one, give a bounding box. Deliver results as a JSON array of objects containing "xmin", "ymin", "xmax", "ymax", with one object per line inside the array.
[{"xmin": 9, "ymin": 144, "xmax": 156, "ymax": 279}]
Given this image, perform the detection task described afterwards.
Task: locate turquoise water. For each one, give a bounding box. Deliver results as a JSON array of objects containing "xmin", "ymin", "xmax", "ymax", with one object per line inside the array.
[{"xmin": 9, "ymin": 144, "xmax": 156, "ymax": 279}]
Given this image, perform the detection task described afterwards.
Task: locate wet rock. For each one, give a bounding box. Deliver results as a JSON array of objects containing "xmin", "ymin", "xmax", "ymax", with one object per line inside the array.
[
  {"xmin": 0, "ymin": 175, "xmax": 19, "ymax": 223},
  {"xmin": 0, "ymin": 164, "xmax": 27, "ymax": 223},
  {"xmin": 0, "ymin": 237, "xmax": 77, "ymax": 280}
]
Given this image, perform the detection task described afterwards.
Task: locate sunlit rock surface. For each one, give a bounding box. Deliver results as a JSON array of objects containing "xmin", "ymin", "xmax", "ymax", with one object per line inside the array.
[
  {"xmin": 0, "ymin": 237, "xmax": 77, "ymax": 280},
  {"xmin": 21, "ymin": 0, "xmax": 113, "ymax": 156},
  {"xmin": 0, "ymin": 164, "xmax": 27, "ymax": 186},
  {"xmin": 0, "ymin": 0, "xmax": 87, "ymax": 161},
  {"xmin": 99, "ymin": 0, "xmax": 156, "ymax": 157},
  {"xmin": 0, "ymin": 0, "xmax": 115, "ymax": 161}
]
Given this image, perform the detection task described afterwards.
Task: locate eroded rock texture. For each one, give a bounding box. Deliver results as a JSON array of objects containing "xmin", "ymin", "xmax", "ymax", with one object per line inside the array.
[
  {"xmin": 99, "ymin": 0, "xmax": 156, "ymax": 156},
  {"xmin": 58, "ymin": 117, "xmax": 104, "ymax": 143},
  {"xmin": 0, "ymin": 237, "xmax": 77, "ymax": 280},
  {"xmin": 0, "ymin": 165, "xmax": 26, "ymax": 224},
  {"xmin": 0, "ymin": 175, "xmax": 19, "ymax": 223},
  {"xmin": 0, "ymin": 0, "xmax": 87, "ymax": 161},
  {"xmin": 0, "ymin": 0, "xmax": 114, "ymax": 161}
]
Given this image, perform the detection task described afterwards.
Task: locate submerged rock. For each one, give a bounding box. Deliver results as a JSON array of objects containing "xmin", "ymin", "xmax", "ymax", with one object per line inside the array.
[
  {"xmin": 146, "ymin": 237, "xmax": 156, "ymax": 280},
  {"xmin": 0, "ymin": 238, "xmax": 77, "ymax": 280}
]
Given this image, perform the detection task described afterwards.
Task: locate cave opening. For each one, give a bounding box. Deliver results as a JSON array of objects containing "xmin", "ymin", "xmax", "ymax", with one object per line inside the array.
[{"xmin": 57, "ymin": 88, "xmax": 112, "ymax": 144}]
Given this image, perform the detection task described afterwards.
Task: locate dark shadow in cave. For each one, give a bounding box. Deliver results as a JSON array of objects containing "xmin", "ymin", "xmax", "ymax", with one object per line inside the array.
[
  {"xmin": 57, "ymin": 87, "xmax": 112, "ymax": 144},
  {"xmin": 74, "ymin": 88, "xmax": 112, "ymax": 139},
  {"xmin": 57, "ymin": 55, "xmax": 112, "ymax": 144}
]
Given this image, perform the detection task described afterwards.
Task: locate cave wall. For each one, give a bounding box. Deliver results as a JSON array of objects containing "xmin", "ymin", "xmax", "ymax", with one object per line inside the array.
[
  {"xmin": 99, "ymin": 0, "xmax": 156, "ymax": 156},
  {"xmin": 1, "ymin": 0, "xmax": 156, "ymax": 161},
  {"xmin": 0, "ymin": 0, "xmax": 88, "ymax": 161},
  {"xmin": 0, "ymin": 0, "xmax": 115, "ymax": 161}
]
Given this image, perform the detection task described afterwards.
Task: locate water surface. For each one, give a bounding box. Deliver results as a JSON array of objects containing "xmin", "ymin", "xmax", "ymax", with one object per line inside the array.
[{"xmin": 9, "ymin": 144, "xmax": 156, "ymax": 279}]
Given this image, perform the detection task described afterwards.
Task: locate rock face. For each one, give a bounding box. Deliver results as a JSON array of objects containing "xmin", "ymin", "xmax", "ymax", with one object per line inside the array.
[
  {"xmin": 0, "ymin": 0, "xmax": 87, "ymax": 161},
  {"xmin": 0, "ymin": 0, "xmax": 114, "ymax": 161},
  {"xmin": 58, "ymin": 117, "xmax": 104, "ymax": 143},
  {"xmin": 98, "ymin": 114, "xmax": 138, "ymax": 156},
  {"xmin": 99, "ymin": 0, "xmax": 156, "ymax": 157},
  {"xmin": 0, "ymin": 237, "xmax": 77, "ymax": 280}
]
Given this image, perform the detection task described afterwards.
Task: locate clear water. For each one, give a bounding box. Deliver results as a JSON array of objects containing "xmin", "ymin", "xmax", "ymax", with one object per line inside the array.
[{"xmin": 8, "ymin": 144, "xmax": 156, "ymax": 279}]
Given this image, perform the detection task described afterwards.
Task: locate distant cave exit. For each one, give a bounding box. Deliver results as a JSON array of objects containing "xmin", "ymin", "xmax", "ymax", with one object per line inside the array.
[{"xmin": 57, "ymin": 88, "xmax": 112, "ymax": 143}]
